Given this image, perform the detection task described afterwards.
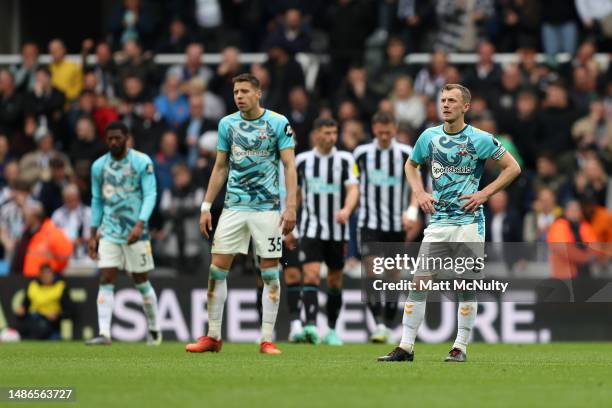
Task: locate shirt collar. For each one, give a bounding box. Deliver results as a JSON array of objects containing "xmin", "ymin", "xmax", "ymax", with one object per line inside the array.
[{"xmin": 314, "ymin": 146, "xmax": 336, "ymax": 157}]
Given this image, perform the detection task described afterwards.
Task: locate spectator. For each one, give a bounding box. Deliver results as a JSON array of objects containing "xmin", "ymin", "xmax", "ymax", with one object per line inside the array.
[
  {"xmin": 285, "ymin": 86, "xmax": 318, "ymax": 154},
  {"xmin": 326, "ymin": 0, "xmax": 376, "ymax": 84},
  {"xmin": 390, "ymin": 75, "xmax": 425, "ymax": 130},
  {"xmin": 371, "ymin": 36, "xmax": 413, "ymax": 97},
  {"xmin": 93, "ymin": 94, "xmax": 120, "ymax": 137},
  {"xmin": 108, "ymin": 0, "xmax": 157, "ymax": 51},
  {"xmin": 538, "ymin": 82, "xmax": 579, "ymax": 154},
  {"xmin": 579, "ymin": 188, "xmax": 612, "ymax": 243},
  {"xmin": 485, "ymin": 190, "xmax": 523, "ymax": 242},
  {"xmin": 395, "ymin": 0, "xmax": 435, "ymax": 53},
  {"xmin": 15, "ymin": 264, "xmax": 74, "ymax": 340},
  {"xmin": 69, "ymin": 116, "xmax": 106, "ymax": 166},
  {"xmin": 571, "ymin": 98, "xmax": 612, "ymax": 162},
  {"xmin": 177, "ymin": 94, "xmax": 217, "ymax": 167},
  {"xmin": 185, "ymin": 77, "xmax": 226, "ymax": 121},
  {"xmin": 132, "ymin": 101, "xmax": 168, "ymax": 157},
  {"xmin": 335, "ymin": 65, "xmax": 379, "ymax": 124},
  {"xmin": 540, "ymin": 0, "xmax": 579, "ymax": 55},
  {"xmin": 413, "ymin": 50, "xmax": 448, "ymax": 99},
  {"xmin": 156, "ymin": 17, "xmax": 193, "ymax": 54},
  {"xmin": 11, "ymin": 42, "xmax": 40, "ymax": 93},
  {"xmin": 0, "ymin": 177, "xmax": 32, "ymax": 261},
  {"xmin": 523, "ymin": 187, "xmax": 563, "ymax": 242},
  {"xmin": 0, "ymin": 69, "xmax": 25, "ymax": 137},
  {"xmin": 263, "ymin": 42, "xmax": 305, "ymax": 112},
  {"xmin": 32, "ymin": 156, "xmax": 70, "ymax": 219},
  {"xmin": 156, "ymin": 163, "xmax": 205, "ymax": 274},
  {"xmin": 340, "ymin": 119, "xmax": 367, "ymax": 152},
  {"xmin": 11, "ymin": 114, "xmax": 37, "ymax": 158},
  {"xmin": 154, "ymin": 130, "xmax": 184, "ymax": 192},
  {"xmin": 19, "ymin": 127, "xmax": 71, "ymax": 186},
  {"xmin": 574, "ymin": 157, "xmax": 609, "ymax": 206},
  {"xmin": 209, "ymin": 46, "xmax": 247, "ymax": 113},
  {"xmin": 48, "ymin": 39, "xmax": 82, "ymax": 104},
  {"xmin": 193, "ymin": 0, "xmax": 223, "ymax": 51},
  {"xmin": 119, "ymin": 74, "xmax": 149, "ymax": 120},
  {"xmin": 265, "ymin": 8, "xmax": 312, "ymax": 53},
  {"xmin": 570, "ymin": 65, "xmax": 599, "ymax": 114},
  {"xmin": 24, "ymin": 67, "xmax": 66, "ymax": 141},
  {"xmin": 463, "ymin": 41, "xmax": 502, "ymax": 99},
  {"xmin": 575, "ymin": 0, "xmax": 612, "ymax": 50},
  {"xmin": 434, "ymin": 0, "xmax": 495, "ymax": 52},
  {"xmin": 491, "ymin": 63, "xmax": 522, "ymax": 123},
  {"xmin": 66, "ymin": 90, "xmax": 95, "ymax": 140},
  {"xmin": 497, "ymin": 0, "xmax": 541, "ymax": 52},
  {"xmin": 155, "ymin": 75, "xmax": 190, "ymax": 130},
  {"xmin": 52, "ymin": 184, "xmax": 92, "ymax": 260},
  {"xmin": 81, "ymin": 40, "xmax": 117, "ymax": 100},
  {"xmin": 116, "ymin": 40, "xmax": 158, "ymax": 89},
  {"xmin": 167, "ymin": 43, "xmax": 214, "ymax": 90},
  {"xmin": 531, "ymin": 153, "xmax": 573, "ymax": 205},
  {"xmin": 11, "ymin": 201, "xmax": 73, "ymax": 277},
  {"xmin": 547, "ymin": 200, "xmax": 597, "ymax": 279},
  {"xmin": 506, "ymin": 90, "xmax": 541, "ymax": 169}
]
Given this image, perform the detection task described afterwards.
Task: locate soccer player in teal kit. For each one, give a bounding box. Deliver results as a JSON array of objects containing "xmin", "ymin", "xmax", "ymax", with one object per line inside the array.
[
  {"xmin": 378, "ymin": 84, "xmax": 521, "ymax": 362},
  {"xmin": 186, "ymin": 73, "xmax": 297, "ymax": 355},
  {"xmin": 86, "ymin": 121, "xmax": 160, "ymax": 346}
]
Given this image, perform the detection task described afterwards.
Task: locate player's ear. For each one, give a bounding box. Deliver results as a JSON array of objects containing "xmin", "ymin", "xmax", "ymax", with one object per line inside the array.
[{"xmin": 463, "ymin": 102, "xmax": 471, "ymax": 114}]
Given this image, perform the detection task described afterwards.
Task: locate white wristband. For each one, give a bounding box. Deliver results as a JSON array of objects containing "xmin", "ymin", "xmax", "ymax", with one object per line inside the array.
[
  {"xmin": 200, "ymin": 202, "xmax": 212, "ymax": 212},
  {"xmin": 405, "ymin": 206, "xmax": 418, "ymax": 221}
]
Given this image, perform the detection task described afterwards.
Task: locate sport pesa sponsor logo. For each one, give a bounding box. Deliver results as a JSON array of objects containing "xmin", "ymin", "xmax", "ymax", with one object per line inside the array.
[{"xmin": 431, "ymin": 161, "xmax": 473, "ymax": 179}]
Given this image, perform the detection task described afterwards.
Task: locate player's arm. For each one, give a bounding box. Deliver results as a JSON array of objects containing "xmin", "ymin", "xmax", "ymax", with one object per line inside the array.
[
  {"xmin": 128, "ymin": 160, "xmax": 157, "ymax": 244},
  {"xmin": 405, "ymin": 160, "xmax": 437, "ymax": 214},
  {"xmin": 199, "ymin": 150, "xmax": 230, "ymax": 238},
  {"xmin": 461, "ymin": 152, "xmax": 521, "ymax": 212},
  {"xmin": 336, "ymin": 183, "xmax": 359, "ymax": 225},
  {"xmin": 89, "ymin": 162, "xmax": 103, "ymax": 259},
  {"xmin": 280, "ymin": 148, "xmax": 297, "ymax": 236},
  {"xmin": 336, "ymin": 158, "xmax": 360, "ymax": 224},
  {"xmin": 402, "ymin": 189, "xmax": 421, "ymax": 231}
]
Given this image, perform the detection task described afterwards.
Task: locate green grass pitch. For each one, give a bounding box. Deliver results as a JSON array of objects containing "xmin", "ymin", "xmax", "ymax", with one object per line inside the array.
[{"xmin": 1, "ymin": 342, "xmax": 611, "ymax": 408}]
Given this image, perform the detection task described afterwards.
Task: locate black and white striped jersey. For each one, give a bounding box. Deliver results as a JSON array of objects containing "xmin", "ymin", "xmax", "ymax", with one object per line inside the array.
[
  {"xmin": 353, "ymin": 139, "xmax": 413, "ymax": 232},
  {"xmin": 296, "ymin": 147, "xmax": 358, "ymax": 241}
]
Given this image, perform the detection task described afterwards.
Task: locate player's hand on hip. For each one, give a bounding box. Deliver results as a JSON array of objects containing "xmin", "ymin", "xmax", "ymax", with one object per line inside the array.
[
  {"xmin": 127, "ymin": 222, "xmax": 143, "ymax": 245},
  {"xmin": 281, "ymin": 208, "xmax": 296, "ymax": 236},
  {"xmin": 460, "ymin": 191, "xmax": 488, "ymax": 212},
  {"xmin": 87, "ymin": 237, "xmax": 99, "ymax": 260},
  {"xmin": 416, "ymin": 191, "xmax": 437, "ymax": 214},
  {"xmin": 200, "ymin": 210, "xmax": 213, "ymax": 239}
]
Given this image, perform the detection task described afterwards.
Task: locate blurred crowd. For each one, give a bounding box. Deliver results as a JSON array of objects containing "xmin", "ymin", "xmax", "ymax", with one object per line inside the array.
[{"xmin": 0, "ymin": 0, "xmax": 611, "ymax": 278}]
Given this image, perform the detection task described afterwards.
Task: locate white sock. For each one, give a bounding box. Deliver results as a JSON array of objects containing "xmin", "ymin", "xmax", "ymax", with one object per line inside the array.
[
  {"xmin": 136, "ymin": 281, "xmax": 159, "ymax": 332},
  {"xmin": 261, "ymin": 267, "xmax": 281, "ymax": 343},
  {"xmin": 207, "ymin": 265, "xmax": 228, "ymax": 340},
  {"xmin": 453, "ymin": 301, "xmax": 477, "ymax": 353},
  {"xmin": 290, "ymin": 319, "xmax": 303, "ymax": 334},
  {"xmin": 97, "ymin": 284, "xmax": 115, "ymax": 338},
  {"xmin": 399, "ymin": 291, "xmax": 427, "ymax": 353}
]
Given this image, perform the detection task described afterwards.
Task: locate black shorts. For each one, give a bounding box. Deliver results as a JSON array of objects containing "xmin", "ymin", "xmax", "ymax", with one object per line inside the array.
[
  {"xmin": 359, "ymin": 228, "xmax": 406, "ymax": 244},
  {"xmin": 299, "ymin": 238, "xmax": 346, "ymax": 270},
  {"xmin": 281, "ymin": 241, "xmax": 300, "ymax": 269}
]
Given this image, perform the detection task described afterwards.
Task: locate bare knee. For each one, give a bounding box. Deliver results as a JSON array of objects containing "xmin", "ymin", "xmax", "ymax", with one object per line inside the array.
[
  {"xmin": 284, "ymin": 267, "xmax": 301, "ymax": 285},
  {"xmin": 303, "ymin": 262, "xmax": 321, "ymax": 286},
  {"xmin": 100, "ymin": 268, "xmax": 118, "ymax": 285}
]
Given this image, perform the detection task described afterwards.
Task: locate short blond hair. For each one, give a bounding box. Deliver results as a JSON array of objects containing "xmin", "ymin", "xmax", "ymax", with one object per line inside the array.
[{"xmin": 442, "ymin": 84, "xmax": 471, "ymax": 103}]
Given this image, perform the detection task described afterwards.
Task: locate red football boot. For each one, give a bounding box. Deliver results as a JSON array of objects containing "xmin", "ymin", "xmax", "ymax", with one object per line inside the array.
[
  {"xmin": 186, "ymin": 336, "xmax": 223, "ymax": 353},
  {"xmin": 259, "ymin": 341, "xmax": 282, "ymax": 355}
]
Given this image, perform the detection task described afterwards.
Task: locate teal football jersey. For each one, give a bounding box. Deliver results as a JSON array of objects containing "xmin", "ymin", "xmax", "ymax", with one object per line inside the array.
[
  {"xmin": 217, "ymin": 109, "xmax": 295, "ymax": 211},
  {"xmin": 91, "ymin": 149, "xmax": 157, "ymax": 244},
  {"xmin": 411, "ymin": 124, "xmax": 506, "ymax": 230}
]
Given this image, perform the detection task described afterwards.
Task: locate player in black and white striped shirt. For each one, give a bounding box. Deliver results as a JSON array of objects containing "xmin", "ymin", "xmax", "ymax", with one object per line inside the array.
[
  {"xmin": 294, "ymin": 117, "xmax": 360, "ymax": 345},
  {"xmin": 354, "ymin": 111, "xmax": 419, "ymax": 343}
]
